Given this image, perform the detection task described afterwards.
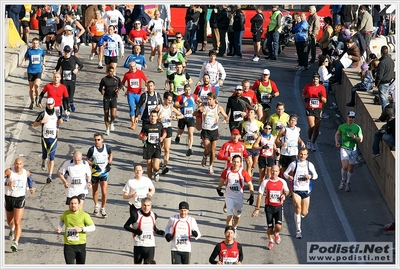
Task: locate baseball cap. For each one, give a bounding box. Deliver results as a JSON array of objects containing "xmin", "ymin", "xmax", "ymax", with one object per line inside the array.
[
  {"xmin": 361, "ymin": 62, "xmax": 369, "ymax": 71},
  {"xmin": 179, "ymin": 201, "xmax": 189, "ymax": 210},
  {"xmin": 312, "ymin": 72, "xmax": 320, "ymax": 78},
  {"xmin": 225, "ymin": 226, "xmax": 236, "ymax": 233},
  {"xmin": 63, "ymin": 45, "xmax": 71, "ymax": 53},
  {"xmin": 64, "ymin": 25, "xmax": 73, "ymax": 31},
  {"xmin": 231, "ymin": 128, "xmax": 241, "ymax": 135},
  {"xmin": 235, "ymin": 85, "xmax": 243, "ymax": 90},
  {"xmin": 348, "ymin": 111, "xmax": 356, "ymax": 117},
  {"xmin": 134, "ymin": 20, "xmax": 141, "ymax": 24},
  {"xmin": 263, "ymin": 69, "xmax": 270, "ymax": 75},
  {"xmin": 47, "ymin": 98, "xmax": 55, "ymax": 105}
]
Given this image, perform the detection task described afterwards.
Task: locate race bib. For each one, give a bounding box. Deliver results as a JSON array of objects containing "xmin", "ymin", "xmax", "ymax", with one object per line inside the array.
[
  {"xmin": 71, "ymin": 177, "xmax": 82, "ymax": 185},
  {"xmin": 67, "ymin": 227, "xmax": 79, "ymax": 241},
  {"xmin": 309, "ymin": 98, "xmax": 319, "ymax": 108},
  {"xmin": 24, "ymin": 12, "xmax": 30, "ymax": 19},
  {"xmin": 148, "ymin": 104, "xmax": 156, "ymax": 113},
  {"xmin": 130, "ymin": 78, "xmax": 139, "ymax": 88},
  {"xmin": 63, "ymin": 70, "xmax": 72, "ymax": 81},
  {"xmin": 134, "ymin": 37, "xmax": 143, "ymax": 45},
  {"xmin": 200, "ymin": 94, "xmax": 208, "ymax": 105},
  {"xmin": 287, "ymin": 140, "xmax": 297, "ymax": 147},
  {"xmin": 148, "ymin": 132, "xmax": 159, "ymax": 144},
  {"xmin": 176, "ymin": 86, "xmax": 184, "ymax": 95},
  {"xmin": 269, "ymin": 190, "xmax": 281, "ymax": 203},
  {"xmin": 140, "ymin": 231, "xmax": 153, "ymax": 243},
  {"xmin": 246, "ymin": 133, "xmax": 255, "ymax": 143},
  {"xmin": 228, "ymin": 183, "xmax": 240, "ymax": 192},
  {"xmin": 169, "ymin": 65, "xmax": 176, "ymax": 73},
  {"xmin": 110, "ymin": 17, "xmax": 118, "ymax": 25},
  {"xmin": 176, "ymin": 238, "xmax": 188, "ymax": 245},
  {"xmin": 204, "ymin": 115, "xmax": 215, "ymax": 128},
  {"xmin": 229, "ymin": 152, "xmax": 242, "ymax": 160},
  {"xmin": 223, "ymin": 257, "xmax": 237, "ymax": 265},
  {"xmin": 184, "ymin": 107, "xmax": 193, "ymax": 117},
  {"xmin": 96, "ymin": 23, "xmax": 104, "ymax": 32},
  {"xmin": 31, "ymin": 55, "xmax": 40, "ymax": 64},
  {"xmin": 108, "ymin": 41, "xmax": 117, "ymax": 50},
  {"xmin": 296, "ymin": 174, "xmax": 308, "ymax": 186},
  {"xmin": 261, "ymin": 93, "xmax": 271, "ymax": 104},
  {"xmin": 233, "ymin": 111, "xmax": 243, "ymax": 121},
  {"xmin": 136, "ymin": 64, "xmax": 142, "ymax": 70}
]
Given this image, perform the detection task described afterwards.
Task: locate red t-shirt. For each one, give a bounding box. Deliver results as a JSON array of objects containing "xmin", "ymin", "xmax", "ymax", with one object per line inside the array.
[
  {"xmin": 42, "ymin": 83, "xmax": 68, "ymax": 107},
  {"xmin": 302, "ymin": 83, "xmax": 326, "ymax": 109},
  {"xmin": 217, "ymin": 141, "xmax": 249, "ymax": 169},
  {"xmin": 128, "ymin": 29, "xmax": 148, "ymax": 45},
  {"xmin": 122, "ymin": 70, "xmax": 148, "ymax": 94},
  {"xmin": 231, "ymin": 89, "xmax": 258, "ymax": 105},
  {"xmin": 259, "ymin": 178, "xmax": 288, "ymax": 206}
]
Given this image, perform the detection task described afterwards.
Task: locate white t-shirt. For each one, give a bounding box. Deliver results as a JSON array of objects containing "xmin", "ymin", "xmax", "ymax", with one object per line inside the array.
[
  {"xmin": 59, "ymin": 160, "xmax": 91, "ymax": 197},
  {"xmin": 122, "ymin": 177, "xmax": 154, "ymax": 209}
]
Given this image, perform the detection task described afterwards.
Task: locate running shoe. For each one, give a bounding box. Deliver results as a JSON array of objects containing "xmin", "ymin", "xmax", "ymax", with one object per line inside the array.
[
  {"xmin": 89, "ymin": 53, "xmax": 94, "ymax": 60},
  {"xmin": 46, "ymin": 177, "xmax": 52, "ymax": 184},
  {"xmin": 267, "ymin": 241, "xmax": 274, "ymax": 250},
  {"xmin": 296, "ymin": 230, "xmax": 302, "ymax": 239},
  {"xmin": 223, "ymin": 203, "xmax": 227, "ymax": 213},
  {"xmin": 274, "ymin": 233, "xmax": 281, "ymax": 244},
  {"xmin": 100, "ymin": 208, "xmax": 108, "ymax": 218},
  {"xmin": 175, "ymin": 136, "xmax": 180, "ymax": 144},
  {"xmin": 70, "ymin": 103, "xmax": 76, "ymax": 112},
  {"xmin": 201, "ymin": 156, "xmax": 207, "ymax": 167},
  {"xmin": 64, "ymin": 115, "xmax": 69, "ymax": 121},
  {"xmin": 306, "ymin": 140, "xmax": 311, "ymax": 150},
  {"xmin": 9, "ymin": 229, "xmax": 15, "ymax": 241},
  {"xmin": 157, "ymin": 66, "xmax": 164, "ymax": 73},
  {"xmin": 252, "ymin": 56, "xmax": 260, "ymax": 62},
  {"xmin": 208, "ymin": 167, "xmax": 214, "ymax": 175},
  {"xmin": 110, "ymin": 122, "xmax": 115, "ymax": 131},
  {"xmin": 11, "ymin": 242, "xmax": 18, "ymax": 252},
  {"xmin": 345, "ymin": 183, "xmax": 351, "ymax": 192},
  {"xmin": 149, "ymin": 56, "xmax": 154, "ymax": 62},
  {"xmin": 153, "ymin": 171, "xmax": 160, "ymax": 182},
  {"xmin": 160, "ymin": 165, "xmax": 169, "ymax": 175},
  {"xmin": 186, "ymin": 148, "xmax": 194, "ymax": 156},
  {"xmin": 29, "ymin": 102, "xmax": 34, "ymax": 109},
  {"xmin": 311, "ymin": 143, "xmax": 316, "ymax": 152},
  {"xmin": 41, "ymin": 162, "xmax": 46, "ymax": 171},
  {"xmin": 200, "ymin": 140, "xmax": 204, "ymax": 148},
  {"xmin": 98, "ymin": 63, "xmax": 103, "ymax": 69},
  {"xmin": 93, "ymin": 204, "xmax": 100, "ymax": 215},
  {"xmin": 338, "ymin": 181, "xmax": 345, "ymax": 190},
  {"xmin": 105, "ymin": 127, "xmax": 110, "ymax": 136}
]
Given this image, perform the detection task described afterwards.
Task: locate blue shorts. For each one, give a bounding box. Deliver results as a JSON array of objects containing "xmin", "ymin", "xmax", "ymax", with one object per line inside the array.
[
  {"xmin": 246, "ymin": 149, "xmax": 260, "ymax": 156},
  {"xmin": 41, "ymin": 137, "xmax": 58, "ymax": 161},
  {"xmin": 293, "ymin": 190, "xmax": 311, "ymax": 199}
]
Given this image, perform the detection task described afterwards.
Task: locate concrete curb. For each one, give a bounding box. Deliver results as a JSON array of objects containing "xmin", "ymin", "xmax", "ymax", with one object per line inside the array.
[{"xmin": 4, "ymin": 45, "xmax": 28, "ymax": 80}]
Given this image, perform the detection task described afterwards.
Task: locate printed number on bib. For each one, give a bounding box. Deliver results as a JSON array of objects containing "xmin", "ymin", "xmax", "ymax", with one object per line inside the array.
[
  {"xmin": 176, "ymin": 86, "xmax": 184, "ymax": 95},
  {"xmin": 309, "ymin": 98, "xmax": 319, "ymax": 108},
  {"xmin": 184, "ymin": 107, "xmax": 193, "ymax": 117},
  {"xmin": 31, "ymin": 55, "xmax": 40, "ymax": 64},
  {"xmin": 223, "ymin": 258, "xmax": 237, "ymax": 265},
  {"xmin": 130, "ymin": 78, "xmax": 139, "ymax": 88},
  {"xmin": 261, "ymin": 93, "xmax": 271, "ymax": 104},
  {"xmin": 269, "ymin": 190, "xmax": 281, "ymax": 203},
  {"xmin": 148, "ymin": 133, "xmax": 159, "ymax": 144},
  {"xmin": 176, "ymin": 238, "xmax": 188, "ymax": 245},
  {"xmin": 67, "ymin": 228, "xmax": 79, "ymax": 241},
  {"xmin": 108, "ymin": 41, "xmax": 117, "ymax": 50},
  {"xmin": 110, "ymin": 17, "xmax": 118, "ymax": 25},
  {"xmin": 233, "ymin": 111, "xmax": 243, "ymax": 121},
  {"xmin": 71, "ymin": 178, "xmax": 82, "ymax": 185},
  {"xmin": 134, "ymin": 38, "xmax": 143, "ymax": 45},
  {"xmin": 229, "ymin": 184, "xmax": 240, "ymax": 192},
  {"xmin": 63, "ymin": 70, "xmax": 72, "ymax": 81}
]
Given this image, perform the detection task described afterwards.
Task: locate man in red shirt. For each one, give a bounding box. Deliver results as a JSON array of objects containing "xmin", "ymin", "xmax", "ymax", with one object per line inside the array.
[
  {"xmin": 37, "ymin": 72, "xmax": 69, "ymax": 122},
  {"xmin": 252, "ymin": 69, "xmax": 280, "ymax": 122},
  {"xmin": 122, "ymin": 62, "xmax": 148, "ymax": 130},
  {"xmin": 208, "ymin": 226, "xmax": 243, "ymax": 265},
  {"xmin": 217, "ymin": 128, "xmax": 250, "ymax": 170},
  {"xmin": 301, "ymin": 73, "xmax": 327, "ymax": 152},
  {"xmin": 251, "ymin": 165, "xmax": 289, "ymax": 250}
]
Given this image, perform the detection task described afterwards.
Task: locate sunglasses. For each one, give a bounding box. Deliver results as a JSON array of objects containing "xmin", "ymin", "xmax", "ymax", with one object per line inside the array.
[
  {"xmin": 264, "ymin": 127, "xmax": 272, "ymax": 130},
  {"xmin": 348, "ymin": 116, "xmax": 355, "ymax": 119},
  {"xmin": 176, "ymin": 36, "xmax": 182, "ymax": 39},
  {"xmin": 94, "ymin": 139, "xmax": 102, "ymax": 141}
]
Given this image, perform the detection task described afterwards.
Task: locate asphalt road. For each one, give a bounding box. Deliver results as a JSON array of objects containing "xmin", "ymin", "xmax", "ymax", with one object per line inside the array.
[{"xmin": 3, "ymin": 36, "xmax": 395, "ymax": 268}]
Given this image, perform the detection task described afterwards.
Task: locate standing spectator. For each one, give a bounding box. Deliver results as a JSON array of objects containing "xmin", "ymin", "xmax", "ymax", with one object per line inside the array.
[
  {"xmin": 293, "ymin": 12, "xmax": 309, "ymax": 70},
  {"xmin": 164, "ymin": 201, "xmax": 201, "ymax": 264},
  {"xmin": 307, "ymin": 6, "xmax": 320, "ymax": 64},
  {"xmin": 196, "ymin": 5, "xmax": 208, "ymax": 51},
  {"xmin": 86, "ymin": 132, "xmax": 113, "ymax": 218},
  {"xmin": 372, "ymin": 5, "xmax": 383, "ymax": 35},
  {"xmin": 232, "ymin": 5, "xmax": 245, "ymax": 58},
  {"xmin": 340, "ymin": 5, "xmax": 358, "ymax": 29},
  {"xmin": 216, "ymin": 5, "xmax": 230, "ymax": 57},
  {"xmin": 318, "ymin": 16, "xmax": 334, "ymax": 56},
  {"xmin": 372, "ymin": 108, "xmax": 395, "ymax": 157},
  {"xmin": 7, "ymin": 5, "xmax": 23, "ymax": 33},
  {"xmin": 209, "ymin": 226, "xmax": 243, "ymax": 264},
  {"xmin": 251, "ymin": 165, "xmax": 289, "ymax": 250},
  {"xmin": 227, "ymin": 6, "xmax": 235, "ymax": 56},
  {"xmin": 185, "ymin": 5, "xmax": 202, "ymax": 54},
  {"xmin": 210, "ymin": 5, "xmax": 220, "ymax": 52},
  {"xmin": 123, "ymin": 9, "xmax": 133, "ymax": 45},
  {"xmin": 5, "ymin": 157, "xmax": 35, "ymax": 252},
  {"xmin": 20, "ymin": 4, "xmax": 32, "ymax": 44},
  {"xmin": 334, "ymin": 111, "xmax": 363, "ymax": 192},
  {"xmin": 330, "ymin": 5, "xmax": 342, "ymax": 26},
  {"xmin": 266, "ymin": 5, "xmax": 282, "ymax": 60},
  {"xmin": 346, "ymin": 62, "xmax": 373, "ymax": 107},
  {"xmin": 123, "ymin": 198, "xmax": 165, "ymax": 264},
  {"xmin": 349, "ymin": 26, "xmax": 367, "ymax": 59},
  {"xmin": 375, "ymin": 46, "xmax": 395, "ymax": 113},
  {"xmin": 56, "ymin": 196, "xmax": 96, "ymax": 264},
  {"xmin": 357, "ymin": 5, "xmax": 373, "ymax": 59},
  {"xmin": 250, "ymin": 5, "xmax": 264, "ymax": 62}
]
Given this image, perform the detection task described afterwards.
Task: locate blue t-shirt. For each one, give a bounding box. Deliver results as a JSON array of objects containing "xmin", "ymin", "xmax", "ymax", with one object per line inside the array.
[
  {"xmin": 24, "ymin": 47, "xmax": 45, "ymax": 74},
  {"xmin": 123, "ymin": 54, "xmax": 147, "ymax": 70}
]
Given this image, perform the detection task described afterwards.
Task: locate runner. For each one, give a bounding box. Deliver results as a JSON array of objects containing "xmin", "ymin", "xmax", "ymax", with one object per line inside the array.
[
  {"xmin": 284, "ymin": 148, "xmax": 318, "ymax": 239},
  {"xmin": 127, "ymin": 20, "xmax": 148, "ymax": 55},
  {"xmin": 32, "ymin": 97, "xmax": 62, "ymax": 183},
  {"xmin": 164, "ymin": 201, "xmax": 202, "ymax": 264},
  {"xmin": 217, "ymin": 155, "xmax": 254, "ymax": 232},
  {"xmin": 4, "ymin": 157, "xmax": 35, "ymax": 252},
  {"xmin": 135, "ymin": 81, "xmax": 163, "ymax": 125},
  {"xmin": 159, "ymin": 91, "xmax": 184, "ymax": 173},
  {"xmin": 122, "ymin": 61, "xmax": 148, "ymax": 130},
  {"xmin": 193, "ymin": 92, "xmax": 229, "ymax": 175},
  {"xmin": 232, "ymin": 79, "xmax": 262, "ymax": 120},
  {"xmin": 56, "ymin": 196, "xmax": 96, "ymax": 264},
  {"xmin": 103, "ymin": 4, "xmax": 125, "ymax": 32},
  {"xmin": 251, "ymin": 165, "xmax": 289, "ymax": 250},
  {"xmin": 98, "ymin": 25, "xmax": 124, "ymax": 71},
  {"xmin": 147, "ymin": 10, "xmax": 166, "ymax": 72},
  {"xmin": 20, "ymin": 37, "xmax": 46, "ymax": 109},
  {"xmin": 123, "ymin": 197, "xmax": 165, "ymax": 264},
  {"xmin": 209, "ymin": 226, "xmax": 243, "ymax": 264},
  {"xmin": 226, "ymin": 85, "xmax": 252, "ymax": 131},
  {"xmin": 302, "ymin": 72, "xmax": 327, "ymax": 151},
  {"xmin": 267, "ymin": 102, "xmax": 290, "ymax": 165},
  {"xmin": 162, "ymin": 43, "xmax": 186, "ymax": 77},
  {"xmin": 174, "ymin": 84, "xmax": 200, "ymax": 156},
  {"xmin": 87, "ymin": 9, "xmax": 107, "ymax": 65},
  {"xmin": 168, "ymin": 61, "xmax": 191, "ymax": 100},
  {"xmin": 123, "ymin": 45, "xmax": 147, "ymax": 70},
  {"xmin": 98, "ymin": 66, "xmax": 123, "ymax": 135},
  {"xmin": 85, "ymin": 132, "xmax": 113, "ymax": 218},
  {"xmin": 122, "ymin": 164, "xmax": 155, "ymax": 217},
  {"xmin": 172, "ymin": 32, "xmax": 192, "ymax": 61},
  {"xmin": 58, "ymin": 150, "xmax": 92, "ymax": 210},
  {"xmin": 197, "ymin": 49, "xmax": 226, "ymax": 96},
  {"xmin": 334, "ymin": 111, "xmax": 363, "ymax": 192}
]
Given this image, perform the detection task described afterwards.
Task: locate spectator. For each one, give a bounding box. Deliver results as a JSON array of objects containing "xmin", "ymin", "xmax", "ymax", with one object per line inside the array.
[
  {"xmin": 357, "ymin": 5, "xmax": 373, "ymax": 59},
  {"xmin": 317, "ymin": 55, "xmax": 332, "ymax": 93},
  {"xmin": 375, "ymin": 45, "xmax": 395, "ymax": 113},
  {"xmin": 227, "ymin": 6, "xmax": 235, "ymax": 56},
  {"xmin": 328, "ymin": 24, "xmax": 345, "ymax": 57},
  {"xmin": 346, "ymin": 62, "xmax": 373, "ymax": 107},
  {"xmin": 330, "ymin": 5, "xmax": 342, "ymax": 26},
  {"xmin": 266, "ymin": 5, "xmax": 282, "ymax": 60},
  {"xmin": 318, "ymin": 16, "xmax": 334, "ymax": 57},
  {"xmin": 349, "ymin": 26, "xmax": 367, "ymax": 59},
  {"xmin": 185, "ymin": 5, "xmax": 202, "ymax": 54},
  {"xmin": 331, "ymin": 38, "xmax": 360, "ymax": 85},
  {"xmin": 216, "ymin": 5, "xmax": 230, "ymax": 57},
  {"xmin": 307, "ymin": 5, "xmax": 320, "ymax": 64},
  {"xmin": 123, "ymin": 9, "xmax": 133, "ymax": 45},
  {"xmin": 210, "ymin": 5, "xmax": 220, "ymax": 52},
  {"xmin": 372, "ymin": 5, "xmax": 383, "ymax": 36},
  {"xmin": 372, "ymin": 107, "xmax": 395, "ymax": 157},
  {"xmin": 7, "ymin": 5, "xmax": 23, "ymax": 32},
  {"xmin": 250, "ymin": 5, "xmax": 264, "ymax": 62},
  {"xmin": 293, "ymin": 13, "xmax": 309, "ymax": 70},
  {"xmin": 340, "ymin": 5, "xmax": 358, "ymax": 29},
  {"xmin": 196, "ymin": 5, "xmax": 208, "ymax": 51},
  {"xmin": 231, "ymin": 5, "xmax": 245, "ymax": 58},
  {"xmin": 368, "ymin": 53, "xmax": 379, "ymax": 79}
]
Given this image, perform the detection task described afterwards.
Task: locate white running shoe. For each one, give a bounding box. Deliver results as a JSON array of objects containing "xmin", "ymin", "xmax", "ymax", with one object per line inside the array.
[
  {"xmin": 296, "ymin": 230, "xmax": 302, "ymax": 239},
  {"xmin": 110, "ymin": 122, "xmax": 115, "ymax": 131},
  {"xmin": 252, "ymin": 56, "xmax": 260, "ymax": 62},
  {"xmin": 105, "ymin": 127, "xmax": 110, "ymax": 136},
  {"xmin": 338, "ymin": 181, "xmax": 345, "ymax": 190}
]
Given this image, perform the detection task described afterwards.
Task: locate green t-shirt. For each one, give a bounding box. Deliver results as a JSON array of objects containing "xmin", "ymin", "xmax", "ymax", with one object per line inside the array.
[
  {"xmin": 61, "ymin": 209, "xmax": 94, "ymax": 245},
  {"xmin": 337, "ymin": 123, "xmax": 362, "ymax": 149}
]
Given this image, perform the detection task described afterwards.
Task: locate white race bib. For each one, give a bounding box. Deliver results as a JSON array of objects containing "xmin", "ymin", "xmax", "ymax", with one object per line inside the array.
[{"xmin": 309, "ymin": 98, "xmax": 319, "ymax": 108}]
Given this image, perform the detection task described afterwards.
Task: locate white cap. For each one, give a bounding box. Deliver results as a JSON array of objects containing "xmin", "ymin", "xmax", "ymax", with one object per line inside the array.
[
  {"xmin": 348, "ymin": 111, "xmax": 356, "ymax": 117},
  {"xmin": 263, "ymin": 69, "xmax": 270, "ymax": 75},
  {"xmin": 64, "ymin": 25, "xmax": 73, "ymax": 31},
  {"xmin": 235, "ymin": 85, "xmax": 243, "ymax": 90},
  {"xmin": 47, "ymin": 98, "xmax": 55, "ymax": 105}
]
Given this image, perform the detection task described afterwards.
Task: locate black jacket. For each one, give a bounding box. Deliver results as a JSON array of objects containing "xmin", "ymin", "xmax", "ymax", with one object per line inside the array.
[
  {"xmin": 232, "ymin": 9, "xmax": 245, "ymax": 32},
  {"xmin": 217, "ymin": 7, "xmax": 230, "ymax": 29},
  {"xmin": 375, "ymin": 54, "xmax": 395, "ymax": 86}
]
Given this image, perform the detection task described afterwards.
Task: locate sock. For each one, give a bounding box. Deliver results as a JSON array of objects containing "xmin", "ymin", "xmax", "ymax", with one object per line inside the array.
[
  {"xmin": 346, "ymin": 171, "xmax": 353, "ymax": 184},
  {"xmin": 294, "ymin": 213, "xmax": 301, "ymax": 232},
  {"xmin": 11, "ymin": 226, "xmax": 15, "ymax": 231},
  {"xmin": 48, "ymin": 174, "xmax": 52, "ymax": 179},
  {"xmin": 45, "ymin": 41, "xmax": 50, "ymax": 50},
  {"xmin": 177, "ymin": 135, "xmax": 181, "ymax": 137},
  {"xmin": 341, "ymin": 169, "xmax": 347, "ymax": 182}
]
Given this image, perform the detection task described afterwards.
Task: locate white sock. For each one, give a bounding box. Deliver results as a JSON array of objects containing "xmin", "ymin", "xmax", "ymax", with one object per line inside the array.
[
  {"xmin": 294, "ymin": 213, "xmax": 301, "ymax": 232},
  {"xmin": 341, "ymin": 169, "xmax": 347, "ymax": 182},
  {"xmin": 346, "ymin": 171, "xmax": 353, "ymax": 184}
]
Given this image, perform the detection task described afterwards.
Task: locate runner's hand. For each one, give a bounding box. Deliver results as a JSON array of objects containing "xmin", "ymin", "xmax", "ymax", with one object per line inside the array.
[
  {"xmin": 247, "ymin": 194, "xmax": 254, "ymax": 205},
  {"xmin": 165, "ymin": 233, "xmax": 173, "ymax": 242},
  {"xmin": 191, "ymin": 230, "xmax": 198, "ymax": 237},
  {"xmin": 216, "ymin": 188, "xmax": 224, "ymax": 197}
]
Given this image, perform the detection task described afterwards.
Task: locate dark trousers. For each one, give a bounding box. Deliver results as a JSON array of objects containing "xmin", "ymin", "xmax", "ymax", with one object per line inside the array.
[
  {"xmin": 295, "ymin": 41, "xmax": 308, "ymax": 67},
  {"xmin": 218, "ymin": 28, "xmax": 228, "ymax": 55},
  {"xmin": 64, "ymin": 244, "xmax": 86, "ymax": 264},
  {"xmin": 307, "ymin": 36, "xmax": 317, "ymax": 62},
  {"xmin": 266, "ymin": 31, "xmax": 279, "ymax": 58}
]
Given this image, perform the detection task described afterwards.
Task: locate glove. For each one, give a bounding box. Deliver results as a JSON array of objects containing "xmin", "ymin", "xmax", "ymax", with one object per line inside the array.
[
  {"xmin": 318, "ymin": 92, "xmax": 323, "ymax": 98},
  {"xmin": 304, "ymin": 98, "xmax": 309, "ymax": 103},
  {"xmin": 165, "ymin": 233, "xmax": 173, "ymax": 242},
  {"xmin": 191, "ymin": 230, "xmax": 198, "ymax": 237},
  {"xmin": 105, "ymin": 163, "xmax": 111, "ymax": 172},
  {"xmin": 135, "ymin": 228, "xmax": 143, "ymax": 236},
  {"xmin": 92, "ymin": 163, "xmax": 100, "ymax": 170},
  {"xmin": 216, "ymin": 188, "xmax": 224, "ymax": 197},
  {"xmin": 163, "ymin": 62, "xmax": 168, "ymax": 68},
  {"xmin": 155, "ymin": 229, "xmax": 165, "ymax": 236},
  {"xmin": 247, "ymin": 194, "xmax": 254, "ymax": 205}
]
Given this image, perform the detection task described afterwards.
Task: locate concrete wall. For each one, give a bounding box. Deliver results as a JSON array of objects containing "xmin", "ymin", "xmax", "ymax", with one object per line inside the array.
[{"xmin": 333, "ymin": 68, "xmax": 395, "ymax": 215}]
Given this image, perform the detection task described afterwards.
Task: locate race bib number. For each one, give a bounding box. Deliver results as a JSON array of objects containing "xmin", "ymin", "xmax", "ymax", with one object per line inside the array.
[
  {"xmin": 275, "ymin": 122, "xmax": 284, "ymax": 132},
  {"xmin": 200, "ymin": 94, "xmax": 208, "ymax": 105},
  {"xmin": 246, "ymin": 133, "xmax": 255, "ymax": 143},
  {"xmin": 269, "ymin": 190, "xmax": 281, "ymax": 203},
  {"xmin": 176, "ymin": 238, "xmax": 188, "ymax": 245},
  {"xmin": 71, "ymin": 177, "xmax": 82, "ymax": 185},
  {"xmin": 136, "ymin": 64, "xmax": 142, "ymax": 70},
  {"xmin": 130, "ymin": 78, "xmax": 139, "ymax": 88},
  {"xmin": 184, "ymin": 107, "xmax": 193, "ymax": 117},
  {"xmin": 287, "ymin": 140, "xmax": 297, "ymax": 147},
  {"xmin": 148, "ymin": 132, "xmax": 159, "ymax": 144},
  {"xmin": 63, "ymin": 70, "xmax": 72, "ymax": 81},
  {"xmin": 108, "ymin": 41, "xmax": 117, "ymax": 50},
  {"xmin": 44, "ymin": 128, "xmax": 55, "ymax": 136},
  {"xmin": 230, "ymin": 152, "xmax": 242, "ymax": 160},
  {"xmin": 176, "ymin": 86, "xmax": 184, "ymax": 95},
  {"xmin": 229, "ymin": 184, "xmax": 240, "ymax": 192},
  {"xmin": 67, "ymin": 228, "xmax": 79, "ymax": 241},
  {"xmin": 96, "ymin": 23, "xmax": 104, "ymax": 32},
  {"xmin": 140, "ymin": 232, "xmax": 153, "ymax": 243},
  {"xmin": 223, "ymin": 257, "xmax": 237, "ymax": 265},
  {"xmin": 31, "ymin": 55, "xmax": 40, "ymax": 64},
  {"xmin": 233, "ymin": 111, "xmax": 243, "ymax": 121},
  {"xmin": 162, "ymin": 117, "xmax": 171, "ymax": 127},
  {"xmin": 134, "ymin": 37, "xmax": 143, "ymax": 45},
  {"xmin": 309, "ymin": 98, "xmax": 319, "ymax": 108},
  {"xmin": 148, "ymin": 104, "xmax": 156, "ymax": 113},
  {"xmin": 110, "ymin": 17, "xmax": 118, "ymax": 25},
  {"xmin": 168, "ymin": 65, "xmax": 176, "ymax": 73},
  {"xmin": 14, "ymin": 179, "xmax": 24, "ymax": 189},
  {"xmin": 261, "ymin": 93, "xmax": 271, "ymax": 104},
  {"xmin": 296, "ymin": 174, "xmax": 308, "ymax": 186}
]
